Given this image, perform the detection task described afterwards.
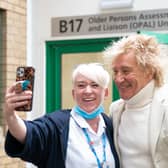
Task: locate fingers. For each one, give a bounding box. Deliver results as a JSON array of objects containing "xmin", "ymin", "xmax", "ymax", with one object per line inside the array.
[
  {"xmin": 6, "ymin": 81, "xmax": 29, "ymax": 94},
  {"xmin": 5, "ymin": 84, "xmax": 32, "ymax": 114},
  {"xmin": 6, "ymin": 83, "xmax": 17, "ymax": 94},
  {"xmin": 5, "ymin": 99, "xmax": 29, "ymax": 113}
]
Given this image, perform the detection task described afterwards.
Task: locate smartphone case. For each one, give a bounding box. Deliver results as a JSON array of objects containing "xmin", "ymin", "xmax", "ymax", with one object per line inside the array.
[{"xmin": 15, "ymin": 66, "xmax": 35, "ymax": 111}]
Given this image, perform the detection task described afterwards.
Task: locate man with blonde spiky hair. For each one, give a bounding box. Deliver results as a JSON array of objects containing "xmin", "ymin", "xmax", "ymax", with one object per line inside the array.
[{"xmin": 103, "ymin": 34, "xmax": 168, "ymax": 168}]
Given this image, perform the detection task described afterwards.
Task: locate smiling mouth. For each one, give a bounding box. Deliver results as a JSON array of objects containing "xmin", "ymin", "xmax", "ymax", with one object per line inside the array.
[{"xmin": 118, "ymin": 82, "xmax": 132, "ymax": 89}]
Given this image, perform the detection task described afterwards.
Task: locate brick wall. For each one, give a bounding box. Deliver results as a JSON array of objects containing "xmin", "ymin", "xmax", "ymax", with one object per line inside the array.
[{"xmin": 0, "ymin": 0, "xmax": 27, "ymax": 167}]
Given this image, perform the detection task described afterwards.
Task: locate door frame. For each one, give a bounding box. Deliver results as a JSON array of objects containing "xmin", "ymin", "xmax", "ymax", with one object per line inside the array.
[{"xmin": 46, "ymin": 37, "xmax": 120, "ymax": 113}]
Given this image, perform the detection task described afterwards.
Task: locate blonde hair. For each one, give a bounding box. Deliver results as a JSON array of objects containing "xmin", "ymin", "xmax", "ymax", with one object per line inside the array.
[
  {"xmin": 72, "ymin": 63, "xmax": 110, "ymax": 88},
  {"xmin": 103, "ymin": 34, "xmax": 164, "ymax": 87}
]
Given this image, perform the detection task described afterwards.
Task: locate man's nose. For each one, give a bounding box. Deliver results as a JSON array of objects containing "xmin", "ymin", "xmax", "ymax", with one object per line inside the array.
[{"xmin": 114, "ymin": 72, "xmax": 125, "ymax": 83}]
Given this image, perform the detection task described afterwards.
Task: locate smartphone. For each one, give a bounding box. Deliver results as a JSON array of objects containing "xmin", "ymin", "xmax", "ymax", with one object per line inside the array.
[{"xmin": 15, "ymin": 66, "xmax": 35, "ymax": 111}]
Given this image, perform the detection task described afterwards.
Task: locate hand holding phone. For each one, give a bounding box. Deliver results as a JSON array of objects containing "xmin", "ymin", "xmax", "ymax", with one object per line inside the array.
[{"xmin": 15, "ymin": 66, "xmax": 35, "ymax": 111}]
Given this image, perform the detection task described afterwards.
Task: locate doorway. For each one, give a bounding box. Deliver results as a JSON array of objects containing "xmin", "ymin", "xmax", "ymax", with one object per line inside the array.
[{"xmin": 46, "ymin": 37, "xmax": 120, "ymax": 113}]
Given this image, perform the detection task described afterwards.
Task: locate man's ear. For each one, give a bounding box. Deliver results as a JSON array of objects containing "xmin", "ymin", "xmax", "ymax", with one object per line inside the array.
[
  {"xmin": 72, "ymin": 89, "xmax": 75, "ymax": 99},
  {"xmin": 104, "ymin": 88, "xmax": 109, "ymax": 99}
]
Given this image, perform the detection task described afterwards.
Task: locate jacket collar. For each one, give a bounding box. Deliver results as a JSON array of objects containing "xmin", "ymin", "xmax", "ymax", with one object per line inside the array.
[{"xmin": 149, "ymin": 84, "xmax": 168, "ymax": 156}]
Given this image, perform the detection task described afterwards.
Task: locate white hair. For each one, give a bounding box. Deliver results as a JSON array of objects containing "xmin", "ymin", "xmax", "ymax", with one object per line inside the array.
[
  {"xmin": 72, "ymin": 63, "xmax": 110, "ymax": 88},
  {"xmin": 103, "ymin": 34, "xmax": 164, "ymax": 87}
]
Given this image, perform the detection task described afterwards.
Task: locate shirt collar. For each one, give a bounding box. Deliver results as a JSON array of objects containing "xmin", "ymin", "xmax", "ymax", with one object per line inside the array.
[
  {"xmin": 71, "ymin": 108, "xmax": 106, "ymax": 135},
  {"xmin": 125, "ymin": 80, "xmax": 155, "ymax": 109}
]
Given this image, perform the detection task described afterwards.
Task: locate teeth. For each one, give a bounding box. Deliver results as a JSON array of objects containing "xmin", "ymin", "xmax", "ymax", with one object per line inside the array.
[
  {"xmin": 84, "ymin": 98, "xmax": 94, "ymax": 101},
  {"xmin": 119, "ymin": 84, "xmax": 130, "ymax": 89},
  {"xmin": 120, "ymin": 86, "xmax": 126, "ymax": 89}
]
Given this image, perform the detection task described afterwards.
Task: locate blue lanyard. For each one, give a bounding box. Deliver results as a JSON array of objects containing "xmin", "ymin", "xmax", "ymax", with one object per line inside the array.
[{"xmin": 82, "ymin": 128, "xmax": 107, "ymax": 168}]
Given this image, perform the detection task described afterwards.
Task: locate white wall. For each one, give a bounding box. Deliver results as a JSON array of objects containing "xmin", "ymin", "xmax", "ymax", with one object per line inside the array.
[{"xmin": 27, "ymin": 0, "xmax": 168, "ymax": 120}]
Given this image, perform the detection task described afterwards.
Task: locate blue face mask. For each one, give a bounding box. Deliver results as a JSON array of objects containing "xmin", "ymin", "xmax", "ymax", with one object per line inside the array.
[{"xmin": 74, "ymin": 105, "xmax": 104, "ymax": 119}]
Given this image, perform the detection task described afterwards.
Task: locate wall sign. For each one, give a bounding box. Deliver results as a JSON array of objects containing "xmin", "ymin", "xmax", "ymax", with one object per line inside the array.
[{"xmin": 51, "ymin": 8, "xmax": 168, "ymax": 37}]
